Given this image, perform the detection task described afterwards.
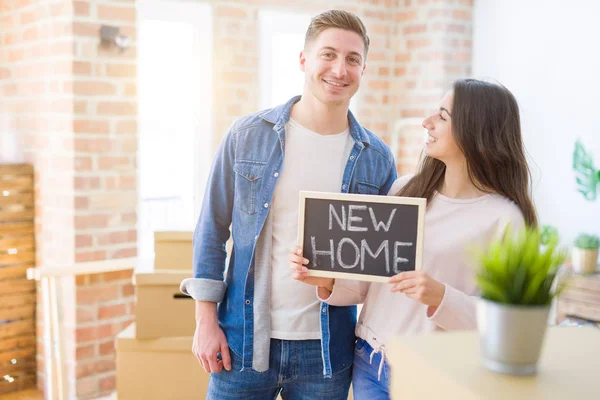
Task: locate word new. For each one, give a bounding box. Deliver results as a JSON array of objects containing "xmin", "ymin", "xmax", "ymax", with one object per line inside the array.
[{"xmin": 310, "ymin": 204, "xmax": 413, "ymax": 273}]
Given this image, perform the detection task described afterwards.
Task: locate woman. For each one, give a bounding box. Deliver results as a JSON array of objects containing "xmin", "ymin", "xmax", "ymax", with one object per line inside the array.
[{"xmin": 290, "ymin": 79, "xmax": 537, "ymax": 399}]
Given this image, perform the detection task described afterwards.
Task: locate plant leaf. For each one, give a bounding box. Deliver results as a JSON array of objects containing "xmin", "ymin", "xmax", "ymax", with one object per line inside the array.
[{"xmin": 476, "ymin": 277, "xmax": 511, "ymax": 304}]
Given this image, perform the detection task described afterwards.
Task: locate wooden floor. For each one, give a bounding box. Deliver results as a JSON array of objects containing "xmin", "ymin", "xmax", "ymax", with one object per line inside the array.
[
  {"xmin": 0, "ymin": 389, "xmax": 116, "ymax": 400},
  {"xmin": 0, "ymin": 389, "xmax": 43, "ymax": 400}
]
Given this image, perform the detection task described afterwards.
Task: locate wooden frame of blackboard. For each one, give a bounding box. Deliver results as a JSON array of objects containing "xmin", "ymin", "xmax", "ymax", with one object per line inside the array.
[{"xmin": 297, "ymin": 191, "xmax": 426, "ymax": 283}]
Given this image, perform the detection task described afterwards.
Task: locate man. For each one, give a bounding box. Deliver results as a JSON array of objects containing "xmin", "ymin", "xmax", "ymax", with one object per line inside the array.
[{"xmin": 180, "ymin": 9, "xmax": 397, "ymax": 399}]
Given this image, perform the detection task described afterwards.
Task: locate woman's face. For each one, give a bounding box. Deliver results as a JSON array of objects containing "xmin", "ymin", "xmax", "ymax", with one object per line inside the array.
[{"xmin": 422, "ymin": 91, "xmax": 464, "ymax": 163}]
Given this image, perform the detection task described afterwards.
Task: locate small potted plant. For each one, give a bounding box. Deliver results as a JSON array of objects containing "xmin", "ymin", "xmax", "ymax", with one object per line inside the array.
[
  {"xmin": 572, "ymin": 233, "xmax": 599, "ymax": 274},
  {"xmin": 473, "ymin": 227, "xmax": 567, "ymax": 375}
]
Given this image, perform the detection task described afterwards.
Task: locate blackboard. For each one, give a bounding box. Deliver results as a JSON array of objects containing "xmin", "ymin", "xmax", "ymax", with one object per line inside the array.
[{"xmin": 297, "ymin": 191, "xmax": 426, "ymax": 283}]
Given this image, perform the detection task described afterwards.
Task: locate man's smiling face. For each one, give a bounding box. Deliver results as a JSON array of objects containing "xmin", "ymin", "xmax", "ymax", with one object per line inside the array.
[{"xmin": 300, "ymin": 27, "xmax": 366, "ymax": 107}]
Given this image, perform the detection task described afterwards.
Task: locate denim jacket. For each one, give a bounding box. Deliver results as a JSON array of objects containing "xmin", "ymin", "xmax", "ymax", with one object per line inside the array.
[{"xmin": 180, "ymin": 96, "xmax": 397, "ymax": 377}]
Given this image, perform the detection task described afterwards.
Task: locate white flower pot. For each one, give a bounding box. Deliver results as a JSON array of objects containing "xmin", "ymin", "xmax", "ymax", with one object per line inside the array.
[
  {"xmin": 477, "ymin": 299, "xmax": 550, "ymax": 375},
  {"xmin": 571, "ymin": 248, "xmax": 599, "ymax": 274}
]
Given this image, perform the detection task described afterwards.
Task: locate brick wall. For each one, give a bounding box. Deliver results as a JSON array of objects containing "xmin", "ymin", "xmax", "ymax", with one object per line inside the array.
[
  {"xmin": 1, "ymin": 0, "xmax": 137, "ymax": 397},
  {"xmin": 0, "ymin": 0, "xmax": 76, "ymax": 394},
  {"xmin": 74, "ymin": 270, "xmax": 134, "ymax": 398},
  {"xmin": 210, "ymin": 0, "xmax": 399, "ymax": 153},
  {"xmin": 208, "ymin": 0, "xmax": 472, "ymax": 175},
  {"xmin": 71, "ymin": 1, "xmax": 138, "ymax": 397},
  {"xmin": 0, "ymin": 0, "xmax": 75, "ymax": 271},
  {"xmin": 390, "ymin": 0, "xmax": 472, "ymax": 173},
  {"xmin": 72, "ymin": 0, "xmax": 137, "ymax": 265},
  {"xmin": 1, "ymin": 0, "xmax": 470, "ymax": 398}
]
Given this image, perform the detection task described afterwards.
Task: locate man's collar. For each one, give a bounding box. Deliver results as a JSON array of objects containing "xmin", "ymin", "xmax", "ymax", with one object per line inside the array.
[{"xmin": 259, "ymin": 95, "xmax": 370, "ymax": 146}]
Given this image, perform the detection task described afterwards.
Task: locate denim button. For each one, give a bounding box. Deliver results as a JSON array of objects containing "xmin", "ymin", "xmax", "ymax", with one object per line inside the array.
[
  {"xmin": 342, "ymin": 184, "xmax": 347, "ymax": 190},
  {"xmin": 246, "ymin": 300, "xmax": 251, "ymax": 305},
  {"xmin": 264, "ymin": 203, "xmax": 269, "ymax": 208},
  {"xmin": 274, "ymin": 172, "xmax": 279, "ymax": 177},
  {"xmin": 349, "ymin": 155, "xmax": 355, "ymax": 160},
  {"xmin": 322, "ymin": 307, "xmax": 326, "ymax": 313}
]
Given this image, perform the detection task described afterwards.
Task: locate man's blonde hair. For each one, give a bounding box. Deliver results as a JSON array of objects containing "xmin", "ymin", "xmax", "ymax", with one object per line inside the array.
[{"xmin": 304, "ymin": 10, "xmax": 370, "ymax": 57}]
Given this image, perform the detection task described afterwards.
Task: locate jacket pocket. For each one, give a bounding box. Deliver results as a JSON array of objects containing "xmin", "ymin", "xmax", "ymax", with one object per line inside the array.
[
  {"xmin": 356, "ymin": 181, "xmax": 380, "ymax": 195},
  {"xmin": 233, "ymin": 161, "xmax": 266, "ymax": 215}
]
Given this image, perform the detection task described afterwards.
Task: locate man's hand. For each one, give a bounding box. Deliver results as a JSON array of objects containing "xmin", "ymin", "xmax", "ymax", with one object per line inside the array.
[
  {"xmin": 192, "ymin": 301, "xmax": 231, "ymax": 373},
  {"xmin": 289, "ymin": 247, "xmax": 335, "ymax": 290}
]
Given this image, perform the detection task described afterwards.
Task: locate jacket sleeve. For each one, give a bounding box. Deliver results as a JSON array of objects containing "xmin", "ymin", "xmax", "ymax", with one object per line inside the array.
[
  {"xmin": 427, "ymin": 284, "xmax": 478, "ymax": 330},
  {"xmin": 317, "ymin": 279, "xmax": 371, "ymax": 306},
  {"xmin": 180, "ymin": 124, "xmax": 237, "ymax": 303}
]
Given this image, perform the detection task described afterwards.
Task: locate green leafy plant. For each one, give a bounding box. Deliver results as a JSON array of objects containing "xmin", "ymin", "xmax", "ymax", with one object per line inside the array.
[
  {"xmin": 472, "ymin": 227, "xmax": 567, "ymax": 306},
  {"xmin": 574, "ymin": 233, "xmax": 600, "ymax": 250},
  {"xmin": 573, "ymin": 139, "xmax": 599, "ymax": 201},
  {"xmin": 540, "ymin": 225, "xmax": 559, "ymax": 246}
]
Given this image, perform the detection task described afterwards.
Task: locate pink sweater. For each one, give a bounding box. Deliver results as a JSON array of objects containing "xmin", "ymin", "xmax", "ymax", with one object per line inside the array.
[{"xmin": 319, "ymin": 176, "xmax": 525, "ymax": 351}]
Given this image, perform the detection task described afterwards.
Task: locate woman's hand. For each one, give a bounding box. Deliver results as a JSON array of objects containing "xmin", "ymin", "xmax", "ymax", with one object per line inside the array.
[
  {"xmin": 389, "ymin": 271, "xmax": 445, "ymax": 307},
  {"xmin": 289, "ymin": 247, "xmax": 334, "ymax": 291}
]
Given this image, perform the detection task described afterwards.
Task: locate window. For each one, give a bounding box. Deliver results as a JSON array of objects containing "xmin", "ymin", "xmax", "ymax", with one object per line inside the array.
[
  {"xmin": 137, "ymin": 0, "xmax": 212, "ymax": 270},
  {"xmin": 259, "ymin": 10, "xmax": 358, "ymax": 113}
]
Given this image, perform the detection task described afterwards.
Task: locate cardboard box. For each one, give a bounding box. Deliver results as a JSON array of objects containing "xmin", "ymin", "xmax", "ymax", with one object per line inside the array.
[
  {"xmin": 134, "ymin": 270, "xmax": 195, "ymax": 339},
  {"xmin": 116, "ymin": 323, "xmax": 209, "ymax": 399},
  {"xmin": 154, "ymin": 231, "xmax": 193, "ymax": 270}
]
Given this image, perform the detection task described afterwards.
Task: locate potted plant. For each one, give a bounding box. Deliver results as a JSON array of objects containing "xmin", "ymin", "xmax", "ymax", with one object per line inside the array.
[
  {"xmin": 572, "ymin": 233, "xmax": 599, "ymax": 274},
  {"xmin": 473, "ymin": 227, "xmax": 567, "ymax": 375}
]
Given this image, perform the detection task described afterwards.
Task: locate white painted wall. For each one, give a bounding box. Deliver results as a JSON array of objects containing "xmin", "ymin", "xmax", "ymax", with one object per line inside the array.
[{"xmin": 473, "ymin": 0, "xmax": 600, "ymax": 245}]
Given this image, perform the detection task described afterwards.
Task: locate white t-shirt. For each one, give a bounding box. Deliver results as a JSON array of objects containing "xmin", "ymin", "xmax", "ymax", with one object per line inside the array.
[
  {"xmin": 321, "ymin": 175, "xmax": 526, "ymax": 350},
  {"xmin": 270, "ymin": 118, "xmax": 354, "ymax": 339}
]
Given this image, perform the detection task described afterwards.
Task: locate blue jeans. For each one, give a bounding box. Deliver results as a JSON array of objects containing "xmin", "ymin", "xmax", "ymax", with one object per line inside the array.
[
  {"xmin": 207, "ymin": 339, "xmax": 352, "ymax": 400},
  {"xmin": 351, "ymin": 338, "xmax": 390, "ymax": 400}
]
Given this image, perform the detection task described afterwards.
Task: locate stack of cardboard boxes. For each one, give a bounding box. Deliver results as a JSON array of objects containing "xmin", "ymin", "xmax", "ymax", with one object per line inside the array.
[
  {"xmin": 114, "ymin": 232, "xmax": 353, "ymax": 399},
  {"xmin": 115, "ymin": 231, "xmax": 209, "ymax": 399}
]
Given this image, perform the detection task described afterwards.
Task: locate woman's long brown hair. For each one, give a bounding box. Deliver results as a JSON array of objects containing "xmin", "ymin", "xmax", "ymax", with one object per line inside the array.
[{"xmin": 397, "ymin": 79, "xmax": 538, "ymax": 227}]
